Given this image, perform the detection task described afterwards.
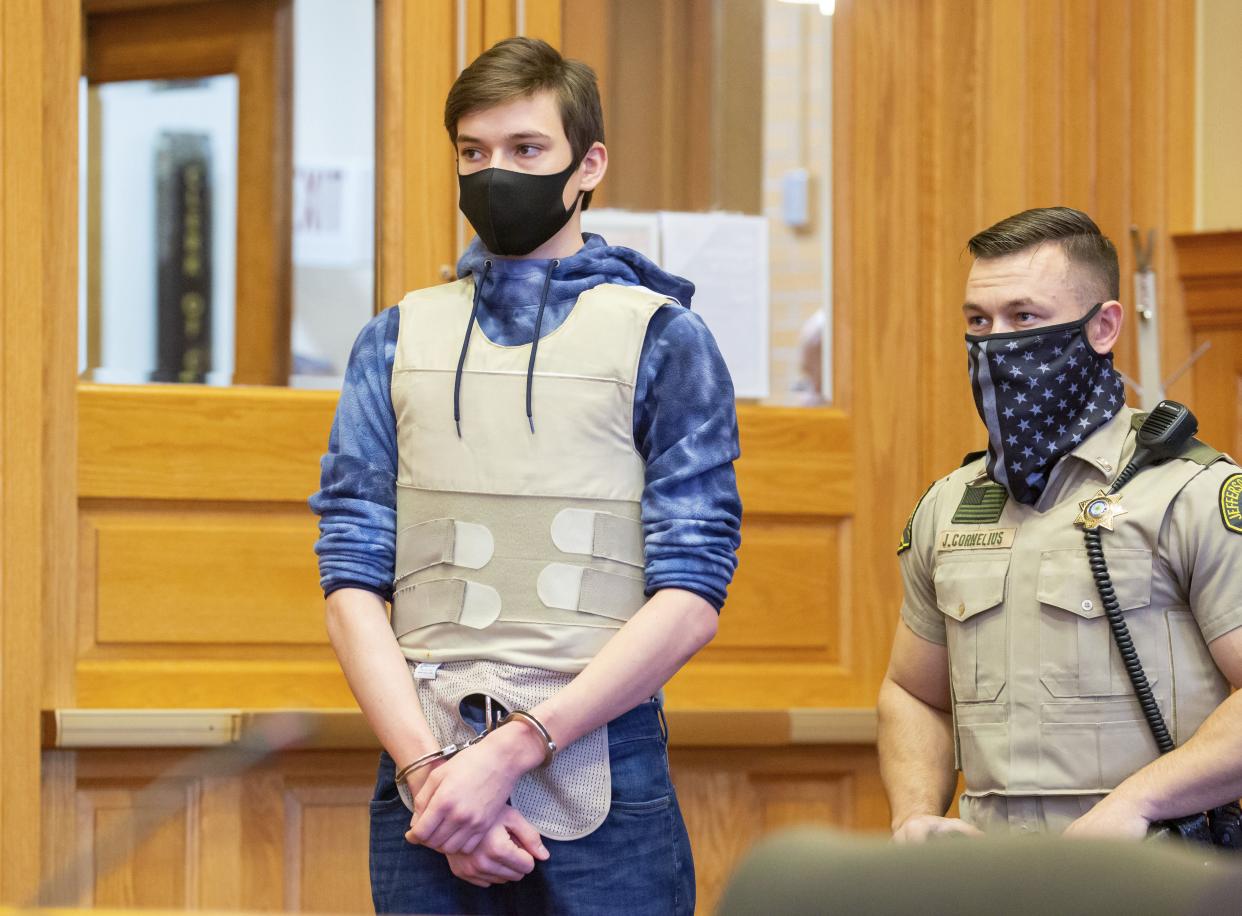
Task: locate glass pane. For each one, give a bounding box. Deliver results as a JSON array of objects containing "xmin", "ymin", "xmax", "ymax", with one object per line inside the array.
[
  {"xmin": 290, "ymin": 0, "xmax": 375, "ymax": 389},
  {"xmin": 82, "ymin": 76, "xmax": 239, "ymax": 384},
  {"xmin": 564, "ymin": 0, "xmax": 833, "ymax": 406},
  {"xmin": 78, "ymin": 0, "xmax": 376, "ymax": 389}
]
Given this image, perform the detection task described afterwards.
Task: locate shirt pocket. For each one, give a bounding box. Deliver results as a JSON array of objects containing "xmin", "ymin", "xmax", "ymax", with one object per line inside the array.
[
  {"xmin": 1037, "ymin": 547, "xmax": 1154, "ymax": 697},
  {"xmin": 933, "ymin": 555, "xmax": 1009, "ymax": 702}
]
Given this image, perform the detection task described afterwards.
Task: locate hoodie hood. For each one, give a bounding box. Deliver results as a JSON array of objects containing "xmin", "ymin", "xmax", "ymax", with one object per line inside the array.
[
  {"xmin": 448, "ymin": 232, "xmax": 695, "ymax": 437},
  {"xmin": 456, "ymin": 232, "xmax": 695, "ymax": 312}
]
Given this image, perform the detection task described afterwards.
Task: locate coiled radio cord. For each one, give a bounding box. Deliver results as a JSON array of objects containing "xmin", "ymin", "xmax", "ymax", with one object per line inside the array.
[{"xmin": 1083, "ymin": 524, "xmax": 1174, "ymax": 754}]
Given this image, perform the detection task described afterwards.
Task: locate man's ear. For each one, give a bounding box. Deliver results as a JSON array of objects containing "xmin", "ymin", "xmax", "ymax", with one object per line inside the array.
[
  {"xmin": 578, "ymin": 141, "xmax": 608, "ymax": 192},
  {"xmin": 1086, "ymin": 300, "xmax": 1124, "ymax": 354}
]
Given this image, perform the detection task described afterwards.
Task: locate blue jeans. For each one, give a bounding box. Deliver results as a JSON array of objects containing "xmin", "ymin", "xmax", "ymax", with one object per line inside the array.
[{"xmin": 369, "ymin": 698, "xmax": 695, "ymax": 915}]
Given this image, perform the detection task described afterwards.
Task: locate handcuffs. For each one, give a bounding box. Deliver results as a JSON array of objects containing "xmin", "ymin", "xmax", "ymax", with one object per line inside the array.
[{"xmin": 394, "ymin": 695, "xmax": 557, "ymax": 813}]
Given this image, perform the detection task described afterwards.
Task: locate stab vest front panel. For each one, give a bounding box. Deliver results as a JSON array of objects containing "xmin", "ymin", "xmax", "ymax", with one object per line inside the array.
[{"xmin": 389, "ymin": 279, "xmax": 667, "ymax": 672}]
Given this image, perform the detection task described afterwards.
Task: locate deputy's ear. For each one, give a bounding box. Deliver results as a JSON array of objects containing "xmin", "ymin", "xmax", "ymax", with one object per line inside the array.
[
  {"xmin": 578, "ymin": 142, "xmax": 608, "ymax": 192},
  {"xmin": 1086, "ymin": 300, "xmax": 1123, "ymax": 355}
]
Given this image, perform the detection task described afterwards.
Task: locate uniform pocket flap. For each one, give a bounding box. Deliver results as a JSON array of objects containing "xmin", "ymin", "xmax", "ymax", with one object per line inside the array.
[
  {"xmin": 933, "ymin": 557, "xmax": 1009, "ymax": 621},
  {"xmin": 1037, "ymin": 548, "xmax": 1152, "ymax": 618}
]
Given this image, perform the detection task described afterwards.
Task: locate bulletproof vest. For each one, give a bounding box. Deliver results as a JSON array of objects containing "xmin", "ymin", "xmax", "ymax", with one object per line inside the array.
[
  {"xmin": 389, "ymin": 277, "xmax": 666, "ymax": 673},
  {"xmin": 931, "ymin": 422, "xmax": 1231, "ymax": 797}
]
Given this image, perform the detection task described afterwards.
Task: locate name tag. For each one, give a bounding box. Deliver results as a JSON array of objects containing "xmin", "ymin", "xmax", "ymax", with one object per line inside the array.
[{"xmin": 937, "ymin": 528, "xmax": 1015, "ymax": 551}]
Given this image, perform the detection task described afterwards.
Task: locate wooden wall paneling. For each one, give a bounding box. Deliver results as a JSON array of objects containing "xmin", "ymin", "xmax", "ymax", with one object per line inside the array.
[
  {"xmin": 76, "ymin": 384, "xmax": 345, "ymax": 707},
  {"xmin": 240, "ymin": 767, "xmax": 288, "ymax": 908},
  {"xmin": 0, "ymin": 0, "xmax": 47, "ymax": 895},
  {"xmin": 44, "ymin": 0, "xmax": 82, "ymax": 716},
  {"xmin": 1060, "ymin": 0, "xmax": 1098, "ymax": 211},
  {"xmin": 1094, "ymin": 0, "xmax": 1134, "ymax": 384},
  {"xmin": 2, "ymin": 0, "xmax": 80, "ymax": 902},
  {"xmin": 1027, "ymin": 0, "xmax": 1065, "ymax": 203},
  {"xmin": 41, "ymin": 751, "xmax": 79, "ymax": 906},
  {"xmin": 86, "ymin": 504, "xmax": 324, "ymax": 645},
  {"xmin": 1156, "ymin": 0, "xmax": 1199, "ymax": 406},
  {"xmin": 78, "ymin": 384, "xmax": 337, "ymax": 502},
  {"xmin": 1173, "ymin": 231, "xmax": 1242, "ymax": 456},
  {"xmin": 377, "ymin": 0, "xmax": 456, "ymax": 305},
  {"xmin": 921, "ymin": 0, "xmax": 986, "ymax": 482},
  {"xmin": 521, "ymin": 0, "xmax": 561, "ymax": 46},
  {"xmin": 980, "ymin": 0, "xmax": 1028, "ymax": 224},
  {"xmin": 671, "ymin": 745, "xmax": 888, "ymax": 914},
  {"xmin": 233, "ymin": 0, "xmax": 293, "ymax": 386},
  {"xmin": 715, "ymin": 0, "xmax": 763, "ymax": 214},
  {"xmin": 282, "ymin": 781, "xmax": 372, "ymax": 911},
  {"xmin": 665, "ymin": 407, "xmax": 862, "ymax": 707},
  {"xmin": 78, "ymin": 782, "xmax": 197, "ymax": 907},
  {"xmin": 198, "ymin": 776, "xmax": 244, "ymax": 909},
  {"xmin": 62, "ymin": 750, "xmax": 378, "ymax": 912},
  {"xmin": 481, "ymin": 0, "xmax": 515, "ymax": 49},
  {"xmin": 834, "ymin": 0, "xmax": 926, "ymax": 701},
  {"xmin": 559, "ymin": 0, "xmax": 610, "ymax": 206}
]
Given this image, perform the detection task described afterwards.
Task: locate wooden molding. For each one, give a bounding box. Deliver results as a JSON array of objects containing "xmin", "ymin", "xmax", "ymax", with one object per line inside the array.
[
  {"xmin": 377, "ymin": 0, "xmax": 457, "ymax": 306},
  {"xmin": 44, "ymin": 707, "xmax": 878, "ymax": 749},
  {"xmin": 1172, "ymin": 231, "xmax": 1242, "ymax": 330},
  {"xmin": 2, "ymin": 0, "xmax": 80, "ymax": 901},
  {"xmin": 78, "ymin": 384, "xmax": 337, "ymax": 502}
]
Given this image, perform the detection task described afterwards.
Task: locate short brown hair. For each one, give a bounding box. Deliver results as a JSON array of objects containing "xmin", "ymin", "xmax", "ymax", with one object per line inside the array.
[
  {"xmin": 445, "ymin": 37, "xmax": 604, "ymax": 209},
  {"xmin": 967, "ymin": 207, "xmax": 1120, "ymax": 302}
]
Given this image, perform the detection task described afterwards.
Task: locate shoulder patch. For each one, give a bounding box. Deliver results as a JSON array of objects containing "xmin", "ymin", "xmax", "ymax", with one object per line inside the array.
[
  {"xmin": 1221, "ymin": 473, "xmax": 1242, "ymax": 535},
  {"xmin": 898, "ymin": 483, "xmax": 935, "ymax": 556},
  {"xmin": 951, "ymin": 482, "xmax": 1008, "ymax": 525}
]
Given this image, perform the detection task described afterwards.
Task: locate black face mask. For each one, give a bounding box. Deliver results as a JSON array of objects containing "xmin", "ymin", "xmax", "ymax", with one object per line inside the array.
[
  {"xmin": 457, "ymin": 158, "xmax": 582, "ymax": 257},
  {"xmin": 966, "ymin": 303, "xmax": 1126, "ymax": 505}
]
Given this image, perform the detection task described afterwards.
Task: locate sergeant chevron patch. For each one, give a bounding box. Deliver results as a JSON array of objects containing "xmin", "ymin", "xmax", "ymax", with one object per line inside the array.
[{"xmin": 1221, "ymin": 473, "xmax": 1242, "ymax": 535}]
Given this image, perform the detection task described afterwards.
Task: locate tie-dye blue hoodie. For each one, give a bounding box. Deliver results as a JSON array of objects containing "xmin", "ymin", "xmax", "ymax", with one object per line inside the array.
[{"xmin": 309, "ymin": 233, "xmax": 741, "ymax": 610}]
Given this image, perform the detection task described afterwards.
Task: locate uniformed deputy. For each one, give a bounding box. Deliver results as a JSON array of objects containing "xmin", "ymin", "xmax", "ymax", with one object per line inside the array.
[{"xmin": 877, "ymin": 207, "xmax": 1242, "ymax": 840}]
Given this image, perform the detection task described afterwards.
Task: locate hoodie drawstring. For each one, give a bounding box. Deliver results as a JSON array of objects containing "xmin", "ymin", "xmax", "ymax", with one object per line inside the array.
[
  {"xmin": 525, "ymin": 259, "xmax": 559, "ymax": 434},
  {"xmin": 453, "ymin": 259, "xmax": 491, "ymax": 437}
]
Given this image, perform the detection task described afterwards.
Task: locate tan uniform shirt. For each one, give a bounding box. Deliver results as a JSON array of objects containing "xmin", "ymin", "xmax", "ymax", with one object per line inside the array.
[{"xmin": 899, "ymin": 407, "xmax": 1242, "ymax": 828}]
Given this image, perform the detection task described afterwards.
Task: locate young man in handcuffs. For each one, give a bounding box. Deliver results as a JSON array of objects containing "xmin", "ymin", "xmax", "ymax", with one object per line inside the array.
[{"xmin": 311, "ymin": 37, "xmax": 741, "ymax": 914}]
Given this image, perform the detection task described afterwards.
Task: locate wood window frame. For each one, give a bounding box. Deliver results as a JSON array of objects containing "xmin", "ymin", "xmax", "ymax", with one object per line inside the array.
[{"xmin": 84, "ymin": 0, "xmax": 293, "ymax": 385}]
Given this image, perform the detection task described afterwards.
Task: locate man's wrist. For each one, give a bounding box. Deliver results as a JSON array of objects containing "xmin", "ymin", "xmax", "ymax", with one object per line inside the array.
[
  {"xmin": 1106, "ymin": 778, "xmax": 1159, "ymax": 822},
  {"xmin": 492, "ymin": 720, "xmax": 551, "ymax": 773},
  {"xmin": 890, "ymin": 804, "xmax": 942, "ymax": 832}
]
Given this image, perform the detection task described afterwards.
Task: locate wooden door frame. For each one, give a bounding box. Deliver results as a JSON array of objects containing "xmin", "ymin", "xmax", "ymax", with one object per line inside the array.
[{"xmin": 0, "ymin": 0, "xmax": 78, "ymax": 903}]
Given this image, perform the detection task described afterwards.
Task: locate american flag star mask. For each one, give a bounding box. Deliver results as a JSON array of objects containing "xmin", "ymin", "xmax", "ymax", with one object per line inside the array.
[{"xmin": 965, "ymin": 303, "xmax": 1126, "ymax": 506}]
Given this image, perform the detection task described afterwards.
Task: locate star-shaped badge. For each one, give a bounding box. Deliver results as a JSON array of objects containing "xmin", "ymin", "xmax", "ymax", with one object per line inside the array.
[{"xmin": 1074, "ymin": 489, "xmax": 1128, "ymax": 530}]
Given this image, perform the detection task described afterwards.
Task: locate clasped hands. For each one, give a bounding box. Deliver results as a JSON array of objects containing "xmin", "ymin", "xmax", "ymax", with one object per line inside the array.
[
  {"xmin": 893, "ymin": 791, "xmax": 1152, "ymax": 843},
  {"xmin": 403, "ymin": 721, "xmax": 551, "ymax": 888}
]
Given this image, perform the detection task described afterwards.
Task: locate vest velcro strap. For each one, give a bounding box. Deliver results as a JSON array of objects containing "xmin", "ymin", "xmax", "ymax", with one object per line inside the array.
[
  {"xmin": 536, "ymin": 563, "xmax": 647, "ymax": 623},
  {"xmin": 550, "ymin": 509, "xmax": 644, "ymax": 569},
  {"xmin": 395, "ymin": 518, "xmax": 495, "ymax": 582},
  {"xmin": 392, "ymin": 578, "xmax": 502, "ymax": 638}
]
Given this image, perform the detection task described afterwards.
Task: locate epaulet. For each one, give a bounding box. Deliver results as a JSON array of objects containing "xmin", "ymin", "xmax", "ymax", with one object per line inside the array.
[
  {"xmin": 960, "ymin": 449, "xmax": 987, "ymax": 468},
  {"xmin": 1179, "ymin": 439, "xmax": 1226, "ymax": 467}
]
